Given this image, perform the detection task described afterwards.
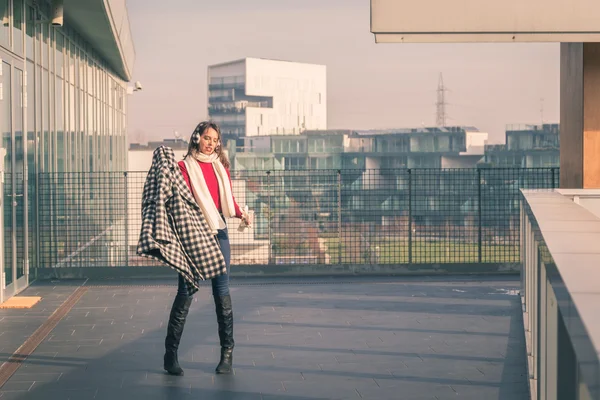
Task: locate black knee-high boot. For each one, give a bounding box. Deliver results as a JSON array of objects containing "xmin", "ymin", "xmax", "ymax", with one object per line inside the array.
[
  {"xmin": 214, "ymin": 295, "xmax": 234, "ymax": 374},
  {"xmin": 164, "ymin": 294, "xmax": 193, "ymax": 376}
]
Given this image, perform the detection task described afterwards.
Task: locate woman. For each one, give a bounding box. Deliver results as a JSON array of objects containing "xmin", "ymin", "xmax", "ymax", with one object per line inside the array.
[{"xmin": 164, "ymin": 121, "xmax": 252, "ymax": 376}]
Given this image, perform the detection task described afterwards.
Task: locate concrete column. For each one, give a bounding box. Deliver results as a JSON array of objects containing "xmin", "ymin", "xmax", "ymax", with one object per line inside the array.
[{"xmin": 560, "ymin": 42, "xmax": 600, "ymax": 188}]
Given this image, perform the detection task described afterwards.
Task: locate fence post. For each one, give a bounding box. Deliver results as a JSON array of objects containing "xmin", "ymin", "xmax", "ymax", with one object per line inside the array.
[
  {"xmin": 0, "ymin": 148, "xmax": 5, "ymax": 303},
  {"xmin": 478, "ymin": 168, "xmax": 483, "ymax": 263},
  {"xmin": 337, "ymin": 170, "xmax": 342, "ymax": 265},
  {"xmin": 51, "ymin": 174, "xmax": 56, "ymax": 268},
  {"xmin": 124, "ymin": 172, "xmax": 129, "ymax": 268},
  {"xmin": 267, "ymin": 170, "xmax": 272, "ymax": 265},
  {"xmin": 551, "ymin": 167, "xmax": 556, "ymax": 189},
  {"xmin": 408, "ymin": 169, "xmax": 412, "ymax": 264},
  {"xmin": 35, "ymin": 169, "xmax": 40, "ymax": 275}
]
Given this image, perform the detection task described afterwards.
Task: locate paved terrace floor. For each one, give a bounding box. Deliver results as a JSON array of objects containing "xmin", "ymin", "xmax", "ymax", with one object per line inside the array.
[{"xmin": 0, "ymin": 276, "xmax": 528, "ymax": 400}]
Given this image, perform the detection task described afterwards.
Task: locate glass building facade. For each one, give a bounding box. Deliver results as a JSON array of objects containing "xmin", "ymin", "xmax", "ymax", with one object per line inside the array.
[
  {"xmin": 484, "ymin": 124, "xmax": 560, "ymax": 168},
  {"xmin": 0, "ymin": 0, "xmax": 133, "ymax": 300}
]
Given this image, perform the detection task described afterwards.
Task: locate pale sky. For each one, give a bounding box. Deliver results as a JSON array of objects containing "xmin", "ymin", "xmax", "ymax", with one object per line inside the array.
[{"xmin": 126, "ymin": 0, "xmax": 560, "ymax": 144}]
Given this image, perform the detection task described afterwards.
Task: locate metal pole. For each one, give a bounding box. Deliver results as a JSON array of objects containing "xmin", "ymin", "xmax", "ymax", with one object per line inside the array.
[
  {"xmin": 478, "ymin": 168, "xmax": 482, "ymax": 263},
  {"xmin": 267, "ymin": 171, "xmax": 272, "ymax": 264},
  {"xmin": 337, "ymin": 170, "xmax": 342, "ymax": 265},
  {"xmin": 124, "ymin": 171, "xmax": 129, "ymax": 267},
  {"xmin": 408, "ymin": 169, "xmax": 412, "ymax": 264},
  {"xmin": 35, "ymin": 161, "xmax": 40, "ymax": 275},
  {"xmin": 0, "ymin": 148, "xmax": 5, "ymax": 303}
]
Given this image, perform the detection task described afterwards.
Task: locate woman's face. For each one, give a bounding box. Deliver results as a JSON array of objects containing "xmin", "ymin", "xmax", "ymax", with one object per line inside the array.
[{"xmin": 199, "ymin": 127, "xmax": 220, "ymax": 155}]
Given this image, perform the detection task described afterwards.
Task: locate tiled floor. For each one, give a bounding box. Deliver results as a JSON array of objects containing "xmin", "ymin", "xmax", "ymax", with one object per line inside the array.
[{"xmin": 0, "ymin": 276, "xmax": 529, "ymax": 399}]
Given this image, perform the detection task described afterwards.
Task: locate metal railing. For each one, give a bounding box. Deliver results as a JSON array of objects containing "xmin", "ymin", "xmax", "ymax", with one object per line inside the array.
[
  {"xmin": 36, "ymin": 167, "xmax": 559, "ymax": 269},
  {"xmin": 520, "ymin": 189, "xmax": 599, "ymax": 400}
]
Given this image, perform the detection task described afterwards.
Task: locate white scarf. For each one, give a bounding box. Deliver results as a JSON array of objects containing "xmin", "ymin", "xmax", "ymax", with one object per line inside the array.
[{"xmin": 184, "ymin": 152, "xmax": 236, "ymax": 235}]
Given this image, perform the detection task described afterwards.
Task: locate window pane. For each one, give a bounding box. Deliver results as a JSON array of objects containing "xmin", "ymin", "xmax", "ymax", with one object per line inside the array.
[
  {"xmin": 25, "ymin": 5, "xmax": 34, "ymax": 59},
  {"xmin": 69, "ymin": 43, "xmax": 75, "ymax": 83},
  {"xmin": 13, "ymin": 0, "xmax": 23, "ymax": 54},
  {"xmin": 56, "ymin": 32, "xmax": 64, "ymax": 77},
  {"xmin": 56, "ymin": 76, "xmax": 64, "ymax": 171},
  {"xmin": 27, "ymin": 60, "xmax": 37, "ymax": 277},
  {"xmin": 2, "ymin": 63, "xmax": 12, "ymax": 285},
  {"xmin": 0, "ymin": 0, "xmax": 8, "ymax": 48},
  {"xmin": 42, "ymin": 25, "xmax": 49, "ymax": 69},
  {"xmin": 42, "ymin": 69, "xmax": 50, "ymax": 172}
]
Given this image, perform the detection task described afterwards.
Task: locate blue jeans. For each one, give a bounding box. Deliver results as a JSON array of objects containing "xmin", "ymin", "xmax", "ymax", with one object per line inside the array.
[{"xmin": 177, "ymin": 228, "xmax": 231, "ymax": 297}]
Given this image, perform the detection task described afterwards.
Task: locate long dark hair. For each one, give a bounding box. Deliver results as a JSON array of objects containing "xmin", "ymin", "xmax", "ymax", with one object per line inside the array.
[{"xmin": 186, "ymin": 121, "xmax": 230, "ymax": 169}]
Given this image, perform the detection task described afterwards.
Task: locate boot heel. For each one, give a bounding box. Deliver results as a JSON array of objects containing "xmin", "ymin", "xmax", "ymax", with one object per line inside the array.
[
  {"xmin": 215, "ymin": 347, "xmax": 233, "ymax": 374},
  {"xmin": 164, "ymin": 352, "xmax": 184, "ymax": 376}
]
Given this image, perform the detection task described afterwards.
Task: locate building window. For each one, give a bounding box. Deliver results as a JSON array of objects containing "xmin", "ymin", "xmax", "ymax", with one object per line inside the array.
[
  {"xmin": 436, "ymin": 136, "xmax": 450, "ymax": 152},
  {"xmin": 25, "ymin": 5, "xmax": 34, "ymax": 60},
  {"xmin": 13, "ymin": 0, "xmax": 24, "ymax": 55},
  {"xmin": 0, "ymin": 0, "xmax": 8, "ymax": 48}
]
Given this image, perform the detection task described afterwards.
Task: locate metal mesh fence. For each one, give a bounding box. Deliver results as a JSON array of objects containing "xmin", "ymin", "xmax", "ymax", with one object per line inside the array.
[
  {"xmin": 2, "ymin": 171, "xmax": 36, "ymax": 288},
  {"xmin": 37, "ymin": 168, "xmax": 558, "ymax": 269},
  {"xmin": 38, "ymin": 173, "xmax": 127, "ymax": 268}
]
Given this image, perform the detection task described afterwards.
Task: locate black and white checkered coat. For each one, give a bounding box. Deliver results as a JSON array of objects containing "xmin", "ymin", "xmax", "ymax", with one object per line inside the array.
[{"xmin": 136, "ymin": 146, "xmax": 226, "ymax": 294}]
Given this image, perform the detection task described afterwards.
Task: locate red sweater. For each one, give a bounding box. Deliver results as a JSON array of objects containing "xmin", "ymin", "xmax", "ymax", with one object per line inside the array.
[{"xmin": 178, "ymin": 160, "xmax": 242, "ymax": 218}]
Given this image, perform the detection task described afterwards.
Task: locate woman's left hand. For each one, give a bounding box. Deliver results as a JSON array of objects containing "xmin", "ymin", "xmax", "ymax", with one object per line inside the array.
[{"xmin": 241, "ymin": 210, "xmax": 254, "ymax": 227}]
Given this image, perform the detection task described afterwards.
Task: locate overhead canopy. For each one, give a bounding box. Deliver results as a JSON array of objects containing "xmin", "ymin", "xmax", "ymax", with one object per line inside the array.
[
  {"xmin": 371, "ymin": 0, "xmax": 600, "ymax": 43},
  {"xmin": 64, "ymin": 0, "xmax": 135, "ymax": 81}
]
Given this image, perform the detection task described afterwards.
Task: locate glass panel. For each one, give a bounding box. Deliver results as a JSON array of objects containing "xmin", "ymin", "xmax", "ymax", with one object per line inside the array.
[
  {"xmin": 13, "ymin": 0, "xmax": 24, "ymax": 55},
  {"xmin": 437, "ymin": 136, "xmax": 450, "ymax": 152},
  {"xmin": 42, "ymin": 24, "xmax": 49, "ymax": 69},
  {"xmin": 14, "ymin": 69, "xmax": 24, "ymax": 280},
  {"xmin": 55, "ymin": 31, "xmax": 64, "ymax": 78},
  {"xmin": 25, "ymin": 5, "xmax": 34, "ymax": 60},
  {"xmin": 0, "ymin": 0, "xmax": 9, "ymax": 48},
  {"xmin": 78, "ymin": 50, "xmax": 84, "ymax": 90},
  {"xmin": 56, "ymin": 76, "xmax": 64, "ymax": 172},
  {"xmin": 27, "ymin": 60, "xmax": 35, "ymax": 274},
  {"xmin": 520, "ymin": 135, "xmax": 533, "ymax": 150},
  {"xmin": 87, "ymin": 62, "xmax": 92, "ymax": 94},
  {"xmin": 42, "ymin": 68, "xmax": 50, "ymax": 172},
  {"xmin": 69, "ymin": 43, "xmax": 75, "ymax": 83},
  {"xmin": 2, "ymin": 62, "xmax": 12, "ymax": 286},
  {"xmin": 79, "ymin": 89, "xmax": 84, "ymax": 171},
  {"xmin": 69, "ymin": 84, "xmax": 75, "ymax": 172},
  {"xmin": 87, "ymin": 94, "xmax": 93, "ymax": 170}
]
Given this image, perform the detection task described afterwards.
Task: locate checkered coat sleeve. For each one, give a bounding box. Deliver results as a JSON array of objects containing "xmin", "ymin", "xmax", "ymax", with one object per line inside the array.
[{"xmin": 136, "ymin": 146, "xmax": 227, "ymax": 294}]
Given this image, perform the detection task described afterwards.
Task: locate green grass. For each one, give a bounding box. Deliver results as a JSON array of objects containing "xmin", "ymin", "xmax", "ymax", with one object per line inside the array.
[{"xmin": 324, "ymin": 238, "xmax": 519, "ymax": 264}]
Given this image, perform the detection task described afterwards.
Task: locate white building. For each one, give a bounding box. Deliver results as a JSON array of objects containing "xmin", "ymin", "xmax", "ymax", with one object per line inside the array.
[
  {"xmin": 441, "ymin": 129, "xmax": 489, "ymax": 168},
  {"xmin": 207, "ymin": 58, "xmax": 327, "ymax": 141}
]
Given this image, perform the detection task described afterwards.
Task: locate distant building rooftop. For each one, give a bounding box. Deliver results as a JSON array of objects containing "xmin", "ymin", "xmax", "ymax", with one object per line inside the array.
[
  {"xmin": 356, "ymin": 126, "xmax": 477, "ymax": 135},
  {"xmin": 208, "ymin": 57, "xmax": 326, "ymax": 69},
  {"xmin": 301, "ymin": 129, "xmax": 358, "ymax": 136},
  {"xmin": 129, "ymin": 139, "xmax": 189, "ymax": 151},
  {"xmin": 506, "ymin": 123, "xmax": 559, "ymax": 132}
]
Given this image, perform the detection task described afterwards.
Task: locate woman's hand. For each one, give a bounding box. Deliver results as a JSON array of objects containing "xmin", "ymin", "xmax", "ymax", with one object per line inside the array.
[{"xmin": 241, "ymin": 210, "xmax": 254, "ymax": 227}]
